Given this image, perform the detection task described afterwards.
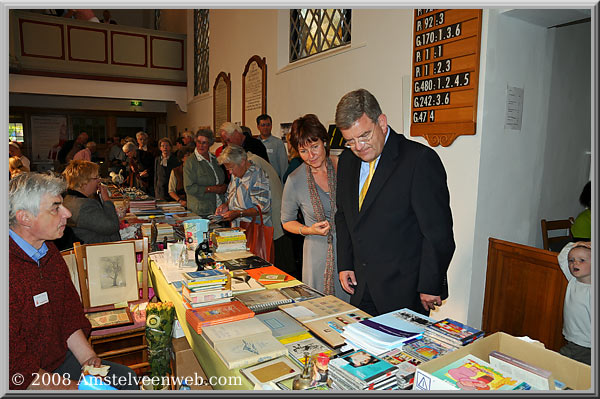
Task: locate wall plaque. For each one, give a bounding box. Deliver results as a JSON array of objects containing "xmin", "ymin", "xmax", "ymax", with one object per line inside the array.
[
  {"xmin": 242, "ymin": 55, "xmax": 267, "ymax": 130},
  {"xmin": 213, "ymin": 71, "xmax": 231, "ymax": 138},
  {"xmin": 410, "ymin": 9, "xmax": 483, "ymax": 147}
]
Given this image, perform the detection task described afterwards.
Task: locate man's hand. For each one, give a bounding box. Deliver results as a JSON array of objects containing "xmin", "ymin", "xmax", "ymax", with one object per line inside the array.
[
  {"xmin": 339, "ymin": 271, "xmax": 357, "ymax": 295},
  {"xmin": 81, "ymin": 355, "xmax": 102, "ymax": 368},
  {"xmin": 420, "ymin": 293, "xmax": 443, "ymax": 311}
]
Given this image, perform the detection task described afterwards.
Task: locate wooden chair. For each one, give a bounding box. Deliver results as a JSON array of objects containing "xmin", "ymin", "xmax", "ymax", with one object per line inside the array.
[
  {"xmin": 72, "ymin": 237, "xmax": 150, "ymax": 374},
  {"xmin": 541, "ymin": 217, "xmax": 574, "ymax": 252}
]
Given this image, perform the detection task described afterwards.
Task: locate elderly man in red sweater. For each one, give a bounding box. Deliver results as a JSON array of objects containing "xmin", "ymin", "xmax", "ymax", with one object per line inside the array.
[{"xmin": 8, "ymin": 173, "xmax": 138, "ymax": 390}]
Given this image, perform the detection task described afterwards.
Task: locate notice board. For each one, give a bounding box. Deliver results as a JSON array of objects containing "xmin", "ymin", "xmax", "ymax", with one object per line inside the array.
[{"xmin": 410, "ymin": 9, "xmax": 483, "ymax": 147}]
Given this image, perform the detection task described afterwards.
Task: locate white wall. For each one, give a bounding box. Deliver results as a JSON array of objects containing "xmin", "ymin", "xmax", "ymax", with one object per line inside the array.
[
  {"xmin": 468, "ymin": 10, "xmax": 591, "ymax": 327},
  {"xmin": 538, "ymin": 22, "xmax": 592, "ymax": 234}
]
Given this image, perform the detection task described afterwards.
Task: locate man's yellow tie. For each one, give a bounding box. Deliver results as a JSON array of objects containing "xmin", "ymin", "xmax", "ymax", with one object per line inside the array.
[{"xmin": 358, "ymin": 160, "xmax": 376, "ymax": 210}]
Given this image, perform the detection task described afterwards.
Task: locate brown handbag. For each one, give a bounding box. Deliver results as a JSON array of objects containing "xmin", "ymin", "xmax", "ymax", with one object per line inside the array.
[{"xmin": 239, "ymin": 205, "xmax": 275, "ymax": 264}]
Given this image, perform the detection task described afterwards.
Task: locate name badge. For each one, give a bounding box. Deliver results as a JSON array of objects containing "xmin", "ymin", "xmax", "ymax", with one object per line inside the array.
[
  {"xmin": 267, "ymin": 148, "xmax": 273, "ymax": 153},
  {"xmin": 33, "ymin": 292, "xmax": 49, "ymax": 307}
]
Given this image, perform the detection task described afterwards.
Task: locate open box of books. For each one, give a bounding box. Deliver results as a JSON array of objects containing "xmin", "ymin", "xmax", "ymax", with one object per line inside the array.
[{"xmin": 413, "ymin": 332, "xmax": 591, "ymax": 391}]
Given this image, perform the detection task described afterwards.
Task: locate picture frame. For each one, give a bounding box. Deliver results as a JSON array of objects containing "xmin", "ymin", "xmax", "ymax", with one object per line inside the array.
[
  {"xmin": 85, "ymin": 242, "xmax": 139, "ymax": 308},
  {"xmin": 85, "ymin": 307, "xmax": 134, "ymax": 330}
]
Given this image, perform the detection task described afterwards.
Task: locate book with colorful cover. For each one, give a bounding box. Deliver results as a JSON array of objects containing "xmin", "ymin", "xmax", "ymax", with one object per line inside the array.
[
  {"xmin": 246, "ymin": 266, "xmax": 295, "ymax": 285},
  {"xmin": 425, "ymin": 318, "xmax": 484, "ymax": 346},
  {"xmin": 329, "ymin": 349, "xmax": 397, "ymax": 387},
  {"xmin": 185, "ymin": 300, "xmax": 254, "ymax": 334},
  {"xmin": 183, "ymin": 269, "xmax": 228, "ymax": 283},
  {"xmin": 400, "ymin": 335, "xmax": 454, "ymax": 362},
  {"xmin": 430, "ymin": 354, "xmax": 523, "ymax": 390},
  {"xmin": 234, "ymin": 289, "xmax": 293, "ymax": 313}
]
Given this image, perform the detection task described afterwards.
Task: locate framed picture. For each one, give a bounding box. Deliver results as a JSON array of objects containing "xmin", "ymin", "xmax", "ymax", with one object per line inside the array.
[
  {"xmin": 86, "ymin": 242, "xmax": 139, "ymax": 308},
  {"xmin": 85, "ymin": 307, "xmax": 134, "ymax": 330}
]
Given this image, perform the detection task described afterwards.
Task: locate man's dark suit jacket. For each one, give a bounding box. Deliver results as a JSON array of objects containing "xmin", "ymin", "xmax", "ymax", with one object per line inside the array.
[
  {"xmin": 242, "ymin": 135, "xmax": 270, "ymax": 163},
  {"xmin": 335, "ymin": 127, "xmax": 455, "ymax": 315}
]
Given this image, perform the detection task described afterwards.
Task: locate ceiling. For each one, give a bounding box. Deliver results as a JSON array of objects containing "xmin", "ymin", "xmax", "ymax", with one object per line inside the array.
[{"xmin": 500, "ymin": 8, "xmax": 592, "ymax": 28}]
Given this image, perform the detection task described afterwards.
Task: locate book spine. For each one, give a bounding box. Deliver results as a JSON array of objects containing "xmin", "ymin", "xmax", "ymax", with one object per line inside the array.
[
  {"xmin": 213, "ymin": 235, "xmax": 247, "ymax": 243},
  {"xmin": 184, "ymin": 290, "xmax": 232, "ymax": 303}
]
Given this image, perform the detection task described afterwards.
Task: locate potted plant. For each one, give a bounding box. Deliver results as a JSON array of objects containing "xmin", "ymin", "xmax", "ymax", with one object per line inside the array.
[{"xmin": 144, "ymin": 302, "xmax": 175, "ymax": 390}]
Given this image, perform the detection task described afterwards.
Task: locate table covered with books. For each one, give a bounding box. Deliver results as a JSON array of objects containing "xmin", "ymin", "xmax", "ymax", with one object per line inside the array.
[{"xmin": 146, "ymin": 228, "xmax": 590, "ymax": 391}]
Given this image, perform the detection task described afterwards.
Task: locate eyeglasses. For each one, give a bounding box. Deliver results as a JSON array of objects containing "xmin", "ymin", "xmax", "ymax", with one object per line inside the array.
[{"xmin": 344, "ymin": 123, "xmax": 376, "ymax": 149}]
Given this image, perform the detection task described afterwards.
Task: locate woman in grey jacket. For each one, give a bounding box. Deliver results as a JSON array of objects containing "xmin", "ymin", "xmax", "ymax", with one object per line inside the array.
[{"xmin": 62, "ymin": 160, "xmax": 121, "ymax": 244}]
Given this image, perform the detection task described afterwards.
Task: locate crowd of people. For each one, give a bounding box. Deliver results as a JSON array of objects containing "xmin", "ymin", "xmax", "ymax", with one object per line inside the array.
[{"xmin": 9, "ymin": 88, "xmax": 591, "ymax": 390}]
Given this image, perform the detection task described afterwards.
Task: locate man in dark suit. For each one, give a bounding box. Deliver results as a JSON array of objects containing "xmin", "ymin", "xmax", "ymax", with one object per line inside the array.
[{"xmin": 334, "ymin": 88, "xmax": 455, "ymax": 316}]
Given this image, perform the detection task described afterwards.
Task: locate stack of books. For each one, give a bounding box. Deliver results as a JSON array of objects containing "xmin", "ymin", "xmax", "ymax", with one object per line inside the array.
[
  {"xmin": 185, "ymin": 300, "xmax": 254, "ymax": 334},
  {"xmin": 329, "ymin": 349, "xmax": 398, "ymax": 390},
  {"xmin": 423, "ymin": 318, "xmax": 484, "ymax": 349},
  {"xmin": 342, "ymin": 308, "xmax": 435, "ymax": 356},
  {"xmin": 141, "ymin": 222, "xmax": 174, "ymax": 241},
  {"xmin": 181, "ymin": 269, "xmax": 231, "ymax": 308},
  {"xmin": 129, "ymin": 199, "xmax": 156, "ymax": 211},
  {"xmin": 210, "ymin": 228, "xmax": 247, "ymax": 253}
]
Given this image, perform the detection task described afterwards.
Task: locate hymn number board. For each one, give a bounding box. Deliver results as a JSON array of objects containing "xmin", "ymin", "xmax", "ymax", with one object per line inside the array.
[{"xmin": 410, "ymin": 9, "xmax": 483, "ymax": 147}]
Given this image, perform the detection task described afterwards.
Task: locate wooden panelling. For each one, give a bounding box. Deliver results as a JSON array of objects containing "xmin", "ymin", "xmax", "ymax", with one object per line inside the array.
[{"xmin": 482, "ymin": 238, "xmax": 567, "ymax": 352}]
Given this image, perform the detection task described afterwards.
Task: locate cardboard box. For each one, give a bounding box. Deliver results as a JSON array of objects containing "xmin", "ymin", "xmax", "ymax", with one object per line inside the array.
[
  {"xmin": 171, "ymin": 337, "xmax": 213, "ymax": 390},
  {"xmin": 413, "ymin": 332, "xmax": 591, "ymax": 391}
]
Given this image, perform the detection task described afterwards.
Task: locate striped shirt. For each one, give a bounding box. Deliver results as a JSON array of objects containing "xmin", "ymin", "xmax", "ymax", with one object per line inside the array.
[{"xmin": 226, "ymin": 162, "xmax": 272, "ymax": 227}]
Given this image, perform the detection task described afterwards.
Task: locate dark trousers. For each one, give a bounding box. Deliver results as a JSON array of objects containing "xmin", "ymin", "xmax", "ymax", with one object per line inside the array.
[
  {"xmin": 357, "ymin": 284, "xmax": 380, "ymax": 317},
  {"xmin": 53, "ymin": 350, "xmax": 140, "ymax": 390},
  {"xmin": 560, "ymin": 340, "xmax": 591, "ymax": 365},
  {"xmin": 274, "ymin": 233, "xmax": 297, "ymax": 278}
]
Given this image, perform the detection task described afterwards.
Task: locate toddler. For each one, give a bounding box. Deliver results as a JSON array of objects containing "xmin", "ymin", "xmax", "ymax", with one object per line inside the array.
[{"xmin": 557, "ymin": 241, "xmax": 591, "ymax": 365}]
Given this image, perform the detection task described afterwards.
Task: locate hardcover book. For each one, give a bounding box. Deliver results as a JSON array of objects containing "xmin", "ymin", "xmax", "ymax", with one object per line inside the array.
[
  {"xmin": 279, "ymin": 295, "xmax": 368, "ymax": 348},
  {"xmin": 234, "ymin": 289, "xmax": 293, "ymax": 313},
  {"xmin": 221, "ymin": 255, "xmax": 272, "ymax": 271},
  {"xmin": 185, "ymin": 300, "xmax": 254, "ymax": 334},
  {"xmin": 182, "ymin": 285, "xmax": 232, "ymax": 303},
  {"xmin": 213, "ymin": 333, "xmax": 288, "ymax": 369},
  {"xmin": 183, "ymin": 269, "xmax": 228, "ymax": 282},
  {"xmin": 182, "ymin": 296, "xmax": 232, "ymax": 308},
  {"xmin": 279, "ymin": 331, "xmax": 333, "ymax": 367},
  {"xmin": 279, "ymin": 284, "xmax": 324, "ymax": 302},
  {"xmin": 201, "ymin": 317, "xmax": 271, "ymax": 348},
  {"xmin": 256, "ymin": 310, "xmax": 308, "ymax": 339},
  {"xmin": 430, "ymin": 354, "xmax": 523, "ymax": 390},
  {"xmin": 425, "ymin": 318, "xmax": 484, "ymax": 346},
  {"xmin": 488, "ymin": 350, "xmax": 553, "ymax": 390},
  {"xmin": 246, "ymin": 266, "xmax": 295, "ymax": 285},
  {"xmin": 258, "ymin": 273, "xmax": 286, "ymax": 282},
  {"xmin": 230, "ymin": 270, "xmax": 266, "ymax": 294},
  {"xmin": 240, "ymin": 357, "xmax": 301, "ymax": 387}
]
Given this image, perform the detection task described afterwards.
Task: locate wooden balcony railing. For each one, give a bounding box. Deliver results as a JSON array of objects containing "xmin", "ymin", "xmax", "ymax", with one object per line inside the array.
[{"xmin": 9, "ymin": 10, "xmax": 186, "ymax": 86}]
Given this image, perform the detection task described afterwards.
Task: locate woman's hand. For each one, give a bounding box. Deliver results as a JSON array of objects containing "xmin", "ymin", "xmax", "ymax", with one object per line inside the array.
[
  {"xmin": 215, "ymin": 204, "xmax": 229, "ymax": 216},
  {"xmin": 221, "ymin": 210, "xmax": 241, "ymax": 222},
  {"xmin": 98, "ymin": 184, "xmax": 111, "ymax": 202},
  {"xmin": 310, "ymin": 221, "xmax": 330, "ymax": 236}
]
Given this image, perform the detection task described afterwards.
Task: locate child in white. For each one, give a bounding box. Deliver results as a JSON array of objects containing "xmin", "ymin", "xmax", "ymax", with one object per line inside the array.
[{"xmin": 557, "ymin": 241, "xmax": 591, "ymax": 365}]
